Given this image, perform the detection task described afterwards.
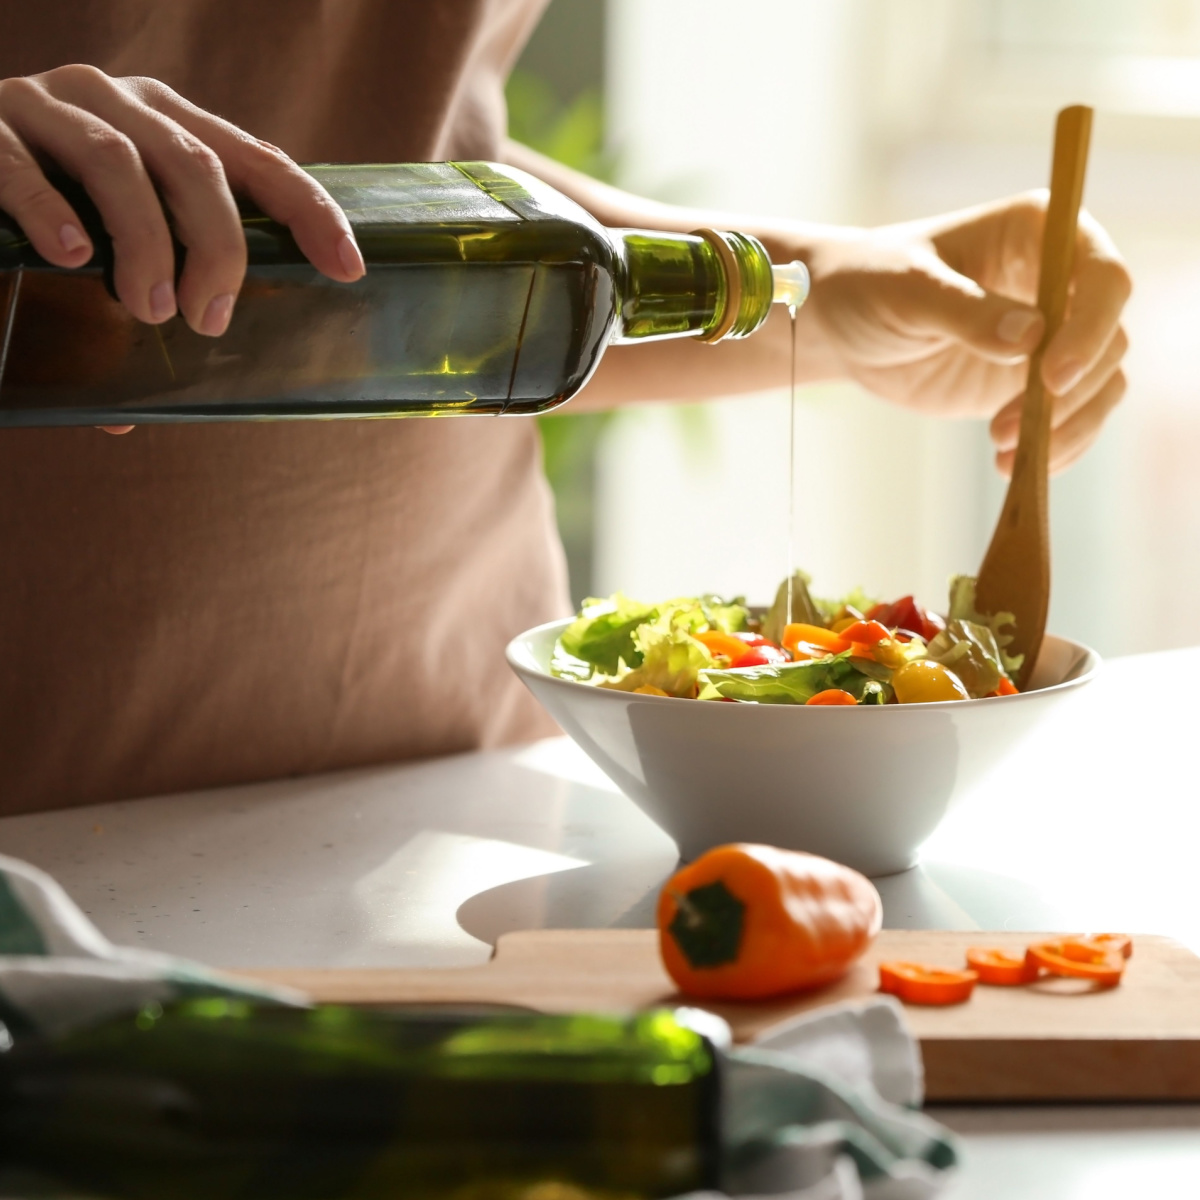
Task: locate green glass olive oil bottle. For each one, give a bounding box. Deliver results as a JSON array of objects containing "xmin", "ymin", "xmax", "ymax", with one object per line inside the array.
[
  {"xmin": 0, "ymin": 162, "xmax": 808, "ymax": 427},
  {"xmin": 0, "ymin": 1001, "xmax": 720, "ymax": 1199}
]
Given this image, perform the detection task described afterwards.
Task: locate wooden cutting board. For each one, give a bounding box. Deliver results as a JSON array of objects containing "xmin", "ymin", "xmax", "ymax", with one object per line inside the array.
[{"xmin": 234, "ymin": 929, "xmax": 1200, "ymax": 1103}]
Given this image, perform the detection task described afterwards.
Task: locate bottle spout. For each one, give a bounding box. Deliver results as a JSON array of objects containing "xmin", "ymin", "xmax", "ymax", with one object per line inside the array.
[{"xmin": 772, "ymin": 261, "xmax": 810, "ymax": 312}]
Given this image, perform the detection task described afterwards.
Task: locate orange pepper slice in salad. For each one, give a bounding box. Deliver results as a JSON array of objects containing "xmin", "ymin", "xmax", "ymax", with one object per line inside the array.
[
  {"xmin": 839, "ymin": 619, "xmax": 891, "ymax": 645},
  {"xmin": 878, "ymin": 961, "xmax": 978, "ymax": 1005},
  {"xmin": 783, "ymin": 623, "xmax": 850, "ymax": 658},
  {"xmin": 695, "ymin": 630, "xmax": 755, "ymax": 666}
]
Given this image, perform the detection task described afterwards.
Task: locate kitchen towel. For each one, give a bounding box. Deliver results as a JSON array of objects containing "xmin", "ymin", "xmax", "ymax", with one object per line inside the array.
[{"xmin": 0, "ymin": 852, "xmax": 956, "ymax": 1198}]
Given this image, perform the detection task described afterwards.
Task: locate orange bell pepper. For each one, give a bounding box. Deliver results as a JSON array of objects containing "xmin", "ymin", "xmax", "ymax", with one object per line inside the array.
[
  {"xmin": 657, "ymin": 844, "xmax": 882, "ymax": 1000},
  {"xmin": 878, "ymin": 961, "xmax": 979, "ymax": 1005},
  {"xmin": 695, "ymin": 630, "xmax": 755, "ymax": 666},
  {"xmin": 806, "ymin": 689, "xmax": 858, "ymax": 706},
  {"xmin": 839, "ymin": 619, "xmax": 891, "ymax": 646},
  {"xmin": 1025, "ymin": 939, "xmax": 1125, "ymax": 987},
  {"xmin": 966, "ymin": 946, "xmax": 1040, "ymax": 986},
  {"xmin": 987, "ymin": 677, "xmax": 1019, "ymax": 697},
  {"xmin": 783, "ymin": 623, "xmax": 850, "ymax": 658}
]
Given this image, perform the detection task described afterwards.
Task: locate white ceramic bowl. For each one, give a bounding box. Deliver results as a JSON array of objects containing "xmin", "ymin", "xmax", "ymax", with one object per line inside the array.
[{"xmin": 507, "ymin": 621, "xmax": 1099, "ymax": 876}]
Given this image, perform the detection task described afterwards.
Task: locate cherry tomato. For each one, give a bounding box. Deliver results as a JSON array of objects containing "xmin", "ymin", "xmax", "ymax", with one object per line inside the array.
[
  {"xmin": 868, "ymin": 596, "xmax": 944, "ymax": 642},
  {"xmin": 893, "ymin": 660, "xmax": 969, "ymax": 704},
  {"xmin": 696, "ymin": 630, "xmax": 788, "ymax": 669},
  {"xmin": 695, "ymin": 630, "xmax": 752, "ymax": 666},
  {"xmin": 738, "ymin": 644, "xmax": 790, "ymax": 667}
]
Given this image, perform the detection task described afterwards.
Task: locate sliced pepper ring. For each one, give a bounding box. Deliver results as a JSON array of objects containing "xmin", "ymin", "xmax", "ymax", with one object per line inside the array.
[
  {"xmin": 1082, "ymin": 933, "xmax": 1133, "ymax": 960},
  {"xmin": 966, "ymin": 946, "xmax": 1040, "ymax": 986},
  {"xmin": 1026, "ymin": 939, "xmax": 1125, "ymax": 987},
  {"xmin": 878, "ymin": 961, "xmax": 978, "ymax": 1005}
]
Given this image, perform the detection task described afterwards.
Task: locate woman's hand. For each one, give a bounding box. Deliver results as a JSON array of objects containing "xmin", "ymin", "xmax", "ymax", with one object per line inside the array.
[
  {"xmin": 0, "ymin": 65, "xmax": 365, "ymax": 337},
  {"xmin": 804, "ymin": 193, "xmax": 1131, "ymax": 475}
]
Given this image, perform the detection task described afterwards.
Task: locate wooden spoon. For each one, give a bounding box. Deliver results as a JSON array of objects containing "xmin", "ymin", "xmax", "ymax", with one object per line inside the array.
[{"xmin": 974, "ymin": 104, "xmax": 1094, "ymax": 690}]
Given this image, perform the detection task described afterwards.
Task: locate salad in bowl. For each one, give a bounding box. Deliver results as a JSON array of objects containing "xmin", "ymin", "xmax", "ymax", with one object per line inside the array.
[{"xmin": 551, "ymin": 571, "xmax": 1022, "ymax": 706}]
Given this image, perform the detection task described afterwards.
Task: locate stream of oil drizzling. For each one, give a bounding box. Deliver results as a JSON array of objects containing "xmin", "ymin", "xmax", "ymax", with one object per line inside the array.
[{"xmin": 785, "ymin": 305, "xmax": 798, "ymax": 625}]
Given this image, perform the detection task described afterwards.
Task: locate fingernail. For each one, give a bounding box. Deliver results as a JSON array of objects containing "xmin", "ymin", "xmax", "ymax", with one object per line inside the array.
[
  {"xmin": 150, "ymin": 281, "xmax": 176, "ymax": 322},
  {"xmin": 59, "ymin": 222, "xmax": 89, "ymax": 253},
  {"xmin": 996, "ymin": 309, "xmax": 1043, "ymax": 346},
  {"xmin": 200, "ymin": 292, "xmax": 235, "ymax": 336},
  {"xmin": 1047, "ymin": 357, "xmax": 1083, "ymax": 394},
  {"xmin": 337, "ymin": 233, "xmax": 364, "ymax": 278}
]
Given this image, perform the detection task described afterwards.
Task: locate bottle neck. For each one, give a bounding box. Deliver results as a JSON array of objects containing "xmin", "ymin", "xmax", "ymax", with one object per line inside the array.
[{"xmin": 609, "ymin": 228, "xmax": 804, "ymax": 345}]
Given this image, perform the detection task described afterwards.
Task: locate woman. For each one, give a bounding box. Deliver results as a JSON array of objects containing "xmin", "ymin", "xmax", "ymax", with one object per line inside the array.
[{"xmin": 0, "ymin": 0, "xmax": 1129, "ymax": 814}]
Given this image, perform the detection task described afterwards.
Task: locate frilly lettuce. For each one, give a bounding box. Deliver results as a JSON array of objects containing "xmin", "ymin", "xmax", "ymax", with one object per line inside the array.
[
  {"xmin": 947, "ymin": 575, "xmax": 1023, "ymax": 678},
  {"xmin": 815, "ymin": 585, "xmax": 880, "ymax": 624},
  {"xmin": 552, "ymin": 592, "xmax": 749, "ymax": 694},
  {"xmin": 599, "ymin": 619, "xmax": 715, "ymax": 697},
  {"xmin": 557, "ymin": 593, "xmax": 657, "ymax": 676},
  {"xmin": 926, "ymin": 619, "xmax": 1008, "ymax": 698}
]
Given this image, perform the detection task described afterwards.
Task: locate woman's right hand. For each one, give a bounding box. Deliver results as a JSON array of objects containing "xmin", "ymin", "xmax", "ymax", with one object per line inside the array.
[{"xmin": 0, "ymin": 65, "xmax": 364, "ymax": 338}]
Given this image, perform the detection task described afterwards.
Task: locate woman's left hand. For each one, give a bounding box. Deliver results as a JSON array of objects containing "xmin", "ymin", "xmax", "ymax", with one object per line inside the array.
[{"xmin": 804, "ymin": 192, "xmax": 1131, "ymax": 475}]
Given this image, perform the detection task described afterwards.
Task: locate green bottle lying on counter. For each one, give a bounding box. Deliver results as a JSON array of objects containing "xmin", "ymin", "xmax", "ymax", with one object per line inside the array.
[
  {"xmin": 0, "ymin": 1000, "xmax": 721, "ymax": 1199},
  {"xmin": 0, "ymin": 162, "xmax": 809, "ymax": 427}
]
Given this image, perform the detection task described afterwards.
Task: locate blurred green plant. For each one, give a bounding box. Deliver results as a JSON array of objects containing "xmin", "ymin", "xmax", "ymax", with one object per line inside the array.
[
  {"xmin": 506, "ymin": 71, "xmax": 613, "ymax": 182},
  {"xmin": 507, "ymin": 69, "xmax": 617, "ymax": 604}
]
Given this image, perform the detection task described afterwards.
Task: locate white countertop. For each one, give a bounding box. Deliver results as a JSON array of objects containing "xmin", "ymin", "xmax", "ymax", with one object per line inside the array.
[{"xmin": 2, "ymin": 647, "xmax": 1198, "ymax": 1194}]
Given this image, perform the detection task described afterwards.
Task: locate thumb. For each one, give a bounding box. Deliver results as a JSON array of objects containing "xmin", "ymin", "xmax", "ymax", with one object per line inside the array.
[{"xmin": 901, "ymin": 261, "xmax": 1044, "ymax": 362}]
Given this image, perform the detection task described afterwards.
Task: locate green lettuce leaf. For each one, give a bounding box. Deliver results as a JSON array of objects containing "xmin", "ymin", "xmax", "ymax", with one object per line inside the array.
[
  {"xmin": 699, "ymin": 650, "xmax": 886, "ymax": 705},
  {"xmin": 926, "ymin": 618, "xmax": 1008, "ymax": 698},
  {"xmin": 815, "ymin": 585, "xmax": 881, "ymax": 624},
  {"xmin": 701, "ymin": 595, "xmax": 751, "ymax": 634},
  {"xmin": 557, "ymin": 593, "xmax": 658, "ymax": 676},
  {"xmin": 599, "ymin": 618, "xmax": 715, "ymax": 697},
  {"xmin": 947, "ymin": 575, "xmax": 1024, "ymax": 678},
  {"xmin": 553, "ymin": 592, "xmax": 748, "ymax": 684},
  {"xmin": 761, "ymin": 571, "xmax": 823, "ymax": 644}
]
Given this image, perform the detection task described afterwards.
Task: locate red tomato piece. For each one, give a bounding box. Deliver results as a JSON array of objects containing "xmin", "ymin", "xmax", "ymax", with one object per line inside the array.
[
  {"xmin": 871, "ymin": 595, "xmax": 944, "ymax": 642},
  {"xmin": 738, "ymin": 645, "xmax": 790, "ymax": 667}
]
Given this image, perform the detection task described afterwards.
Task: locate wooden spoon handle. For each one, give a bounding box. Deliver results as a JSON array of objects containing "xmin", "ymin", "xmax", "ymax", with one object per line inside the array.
[{"xmin": 975, "ymin": 105, "xmax": 1093, "ymax": 688}]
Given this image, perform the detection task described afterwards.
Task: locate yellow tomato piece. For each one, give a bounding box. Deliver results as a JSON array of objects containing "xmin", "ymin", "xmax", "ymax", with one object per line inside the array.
[
  {"xmin": 633, "ymin": 685, "xmax": 670, "ymax": 697},
  {"xmin": 893, "ymin": 660, "xmax": 969, "ymax": 704}
]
